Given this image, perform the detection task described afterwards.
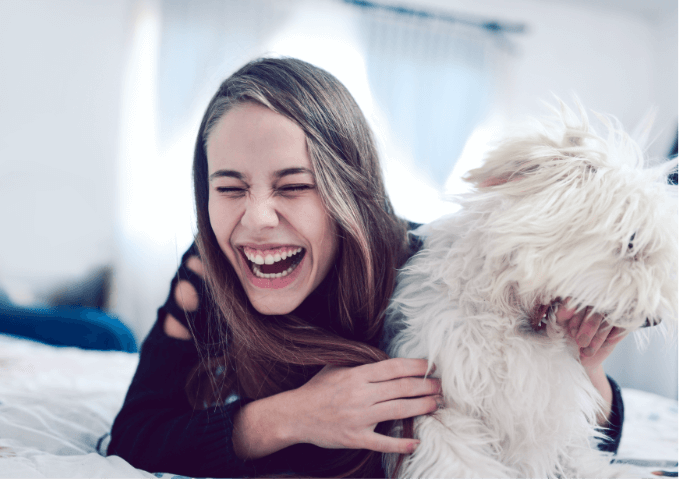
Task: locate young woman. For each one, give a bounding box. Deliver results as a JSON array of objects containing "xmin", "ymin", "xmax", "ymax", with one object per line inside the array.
[{"xmin": 108, "ymin": 57, "xmax": 625, "ymax": 478}]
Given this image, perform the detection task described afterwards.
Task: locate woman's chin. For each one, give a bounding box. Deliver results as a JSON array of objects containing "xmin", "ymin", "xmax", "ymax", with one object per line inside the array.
[{"xmin": 249, "ymin": 300, "xmax": 299, "ymax": 316}]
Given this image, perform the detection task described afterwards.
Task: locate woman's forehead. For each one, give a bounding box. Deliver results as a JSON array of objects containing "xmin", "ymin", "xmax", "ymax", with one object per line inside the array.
[{"xmin": 206, "ymin": 102, "xmax": 312, "ymax": 176}]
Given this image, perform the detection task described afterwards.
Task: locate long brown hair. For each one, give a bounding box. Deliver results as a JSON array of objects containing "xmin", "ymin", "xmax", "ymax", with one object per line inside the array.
[{"xmin": 189, "ymin": 57, "xmax": 411, "ymax": 477}]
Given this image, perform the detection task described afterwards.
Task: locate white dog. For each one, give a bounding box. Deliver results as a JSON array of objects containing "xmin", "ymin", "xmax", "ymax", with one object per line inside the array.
[{"xmin": 386, "ymin": 103, "xmax": 677, "ymax": 478}]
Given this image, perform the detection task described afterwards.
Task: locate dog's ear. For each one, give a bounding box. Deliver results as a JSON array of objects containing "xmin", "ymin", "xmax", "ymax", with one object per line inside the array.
[
  {"xmin": 462, "ymin": 138, "xmax": 581, "ymax": 192},
  {"xmin": 463, "ymin": 100, "xmax": 603, "ymax": 192},
  {"xmin": 465, "ymin": 164, "xmax": 540, "ymax": 188}
]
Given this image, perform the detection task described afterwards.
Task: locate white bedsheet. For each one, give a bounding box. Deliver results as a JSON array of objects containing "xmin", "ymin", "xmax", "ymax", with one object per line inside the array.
[
  {"xmin": 0, "ymin": 334, "xmax": 676, "ymax": 478},
  {"xmin": 0, "ymin": 334, "xmax": 154, "ymax": 478}
]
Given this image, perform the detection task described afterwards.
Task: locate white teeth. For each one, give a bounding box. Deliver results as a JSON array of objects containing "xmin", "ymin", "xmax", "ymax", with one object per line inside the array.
[
  {"xmin": 245, "ymin": 247, "xmax": 303, "ymax": 265},
  {"xmin": 251, "ymin": 264, "xmax": 296, "ymax": 279},
  {"xmin": 244, "ymin": 247, "xmax": 305, "ymax": 279}
]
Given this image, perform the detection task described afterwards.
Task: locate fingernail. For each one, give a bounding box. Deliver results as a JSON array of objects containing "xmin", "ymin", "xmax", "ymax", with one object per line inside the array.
[
  {"xmin": 408, "ymin": 441, "xmax": 420, "ymax": 453},
  {"xmin": 582, "ymin": 347, "xmax": 594, "ymax": 357},
  {"xmin": 576, "ymin": 334, "xmax": 589, "ymax": 347},
  {"xmin": 430, "ymin": 364, "xmax": 437, "ymax": 373},
  {"xmin": 435, "ymin": 395, "xmax": 445, "ymax": 409}
]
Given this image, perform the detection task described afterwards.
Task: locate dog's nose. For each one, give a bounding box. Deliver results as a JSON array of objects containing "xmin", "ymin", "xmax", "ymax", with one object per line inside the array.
[{"xmin": 642, "ymin": 317, "xmax": 660, "ymax": 328}]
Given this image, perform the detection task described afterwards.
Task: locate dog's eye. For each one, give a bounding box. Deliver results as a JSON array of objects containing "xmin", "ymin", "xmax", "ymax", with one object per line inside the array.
[{"xmin": 628, "ymin": 232, "xmax": 636, "ymax": 250}]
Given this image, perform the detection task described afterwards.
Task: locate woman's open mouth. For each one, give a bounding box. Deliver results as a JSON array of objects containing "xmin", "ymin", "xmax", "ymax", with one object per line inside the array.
[{"xmin": 240, "ymin": 246, "xmax": 306, "ymax": 279}]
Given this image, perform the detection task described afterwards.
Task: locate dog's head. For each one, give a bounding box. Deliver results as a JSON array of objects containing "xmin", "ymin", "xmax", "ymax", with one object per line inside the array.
[{"xmin": 462, "ymin": 102, "xmax": 677, "ymax": 332}]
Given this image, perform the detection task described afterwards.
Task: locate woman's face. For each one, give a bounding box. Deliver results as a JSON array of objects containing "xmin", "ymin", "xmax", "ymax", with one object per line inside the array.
[{"xmin": 206, "ymin": 102, "xmax": 339, "ymax": 315}]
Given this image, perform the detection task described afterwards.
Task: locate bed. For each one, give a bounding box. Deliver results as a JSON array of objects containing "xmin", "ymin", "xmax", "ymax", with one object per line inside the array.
[{"xmin": 0, "ymin": 334, "xmax": 676, "ymax": 478}]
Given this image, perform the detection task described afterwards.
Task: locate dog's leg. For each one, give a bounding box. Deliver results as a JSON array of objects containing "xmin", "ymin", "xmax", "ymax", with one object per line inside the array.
[{"xmin": 396, "ymin": 412, "xmax": 517, "ymax": 479}]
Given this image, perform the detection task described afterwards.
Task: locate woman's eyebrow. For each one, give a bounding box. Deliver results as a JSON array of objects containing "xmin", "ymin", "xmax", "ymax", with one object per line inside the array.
[
  {"xmin": 209, "ymin": 169, "xmax": 244, "ymax": 181},
  {"xmin": 273, "ymin": 167, "xmax": 314, "ymax": 180}
]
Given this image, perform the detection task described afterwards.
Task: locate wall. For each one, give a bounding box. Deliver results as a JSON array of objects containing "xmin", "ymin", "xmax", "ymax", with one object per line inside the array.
[
  {"xmin": 407, "ymin": 0, "xmax": 677, "ymax": 158},
  {"xmin": 0, "ymin": 0, "xmax": 132, "ymax": 301}
]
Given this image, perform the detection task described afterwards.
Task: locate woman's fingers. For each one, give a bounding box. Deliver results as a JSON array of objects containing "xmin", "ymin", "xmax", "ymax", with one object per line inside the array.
[
  {"xmin": 554, "ymin": 298, "xmax": 576, "ymax": 325},
  {"xmin": 557, "ymin": 303, "xmax": 601, "ymax": 345},
  {"xmin": 363, "ymin": 358, "xmax": 434, "ymax": 383},
  {"xmin": 362, "ymin": 433, "xmax": 420, "ymax": 454},
  {"xmin": 581, "ymin": 320, "xmax": 613, "ymax": 357},
  {"xmin": 574, "ymin": 309, "xmax": 604, "ymax": 348},
  {"xmin": 580, "ymin": 327, "xmax": 628, "ymax": 371},
  {"xmin": 567, "ymin": 306, "xmax": 589, "ymax": 337},
  {"xmin": 293, "ymin": 361, "xmax": 442, "ymax": 453},
  {"xmin": 373, "ymin": 376, "xmax": 441, "ymax": 403},
  {"xmin": 372, "ymin": 395, "xmax": 441, "ymax": 424},
  {"xmin": 553, "ymin": 299, "xmax": 622, "ymax": 356},
  {"xmin": 588, "ymin": 326, "xmax": 626, "ymax": 357}
]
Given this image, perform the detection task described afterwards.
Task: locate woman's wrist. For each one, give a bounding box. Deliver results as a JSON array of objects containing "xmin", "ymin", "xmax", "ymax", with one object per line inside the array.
[
  {"xmin": 586, "ymin": 364, "xmax": 613, "ymax": 425},
  {"xmin": 232, "ymin": 389, "xmax": 301, "ymax": 460}
]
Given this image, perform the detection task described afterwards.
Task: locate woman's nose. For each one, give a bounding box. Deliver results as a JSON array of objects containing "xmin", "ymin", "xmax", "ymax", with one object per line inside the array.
[{"xmin": 240, "ymin": 195, "xmax": 279, "ymax": 230}]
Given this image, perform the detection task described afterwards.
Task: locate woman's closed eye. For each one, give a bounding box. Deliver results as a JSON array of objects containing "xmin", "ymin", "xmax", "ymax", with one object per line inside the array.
[
  {"xmin": 214, "ymin": 184, "xmax": 314, "ymax": 197},
  {"xmin": 215, "ymin": 186, "xmax": 247, "ymax": 197},
  {"xmin": 277, "ymin": 183, "xmax": 315, "ymax": 195}
]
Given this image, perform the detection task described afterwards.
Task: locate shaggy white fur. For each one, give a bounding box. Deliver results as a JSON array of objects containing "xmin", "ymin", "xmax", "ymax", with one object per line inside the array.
[{"xmin": 386, "ymin": 102, "xmax": 678, "ymax": 478}]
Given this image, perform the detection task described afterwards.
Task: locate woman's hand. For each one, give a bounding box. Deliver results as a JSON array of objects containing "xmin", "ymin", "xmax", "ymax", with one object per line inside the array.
[
  {"xmin": 293, "ymin": 359, "xmax": 442, "ymax": 452},
  {"xmin": 553, "ymin": 300, "xmax": 627, "ymax": 369},
  {"xmin": 232, "ymin": 358, "xmax": 441, "ymax": 459}
]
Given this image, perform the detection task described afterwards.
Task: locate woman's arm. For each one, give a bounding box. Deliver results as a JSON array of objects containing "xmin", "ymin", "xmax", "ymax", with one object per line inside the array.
[
  {"xmin": 109, "ymin": 247, "xmax": 256, "ymax": 476},
  {"xmin": 164, "ymin": 315, "xmax": 442, "ymax": 464},
  {"xmin": 232, "ymin": 359, "xmax": 442, "ymax": 460},
  {"xmin": 108, "ymin": 313, "xmax": 253, "ymax": 477},
  {"xmin": 553, "ymin": 300, "xmax": 626, "ymax": 453},
  {"xmin": 554, "ymin": 302, "xmax": 627, "ymax": 422}
]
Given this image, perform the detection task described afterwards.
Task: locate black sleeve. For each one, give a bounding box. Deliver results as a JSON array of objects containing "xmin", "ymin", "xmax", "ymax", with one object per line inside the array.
[
  {"xmin": 108, "ymin": 317, "xmax": 256, "ymax": 477},
  {"xmin": 107, "ymin": 244, "xmax": 257, "ymax": 477},
  {"xmin": 597, "ymin": 375, "xmax": 624, "ymax": 454}
]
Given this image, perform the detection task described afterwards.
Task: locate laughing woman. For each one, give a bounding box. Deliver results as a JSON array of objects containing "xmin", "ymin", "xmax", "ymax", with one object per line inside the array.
[{"xmin": 107, "ymin": 58, "xmax": 624, "ymax": 478}]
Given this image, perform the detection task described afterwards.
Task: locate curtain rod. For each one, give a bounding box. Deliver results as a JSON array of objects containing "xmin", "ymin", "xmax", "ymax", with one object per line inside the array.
[{"xmin": 343, "ymin": 0, "xmax": 527, "ymax": 34}]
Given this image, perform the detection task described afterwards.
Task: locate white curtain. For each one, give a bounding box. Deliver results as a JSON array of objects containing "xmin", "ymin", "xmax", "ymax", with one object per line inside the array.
[
  {"xmin": 359, "ymin": 7, "xmax": 493, "ymax": 189},
  {"xmin": 353, "ymin": 2, "xmax": 513, "ymax": 223}
]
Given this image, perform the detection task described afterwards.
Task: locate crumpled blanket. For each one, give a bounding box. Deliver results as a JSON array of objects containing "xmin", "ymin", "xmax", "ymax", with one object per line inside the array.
[{"xmin": 0, "ymin": 334, "xmax": 675, "ymax": 478}]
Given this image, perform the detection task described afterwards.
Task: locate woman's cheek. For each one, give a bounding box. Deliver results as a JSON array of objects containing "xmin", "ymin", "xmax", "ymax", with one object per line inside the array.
[{"xmin": 208, "ymin": 200, "xmax": 232, "ymax": 246}]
